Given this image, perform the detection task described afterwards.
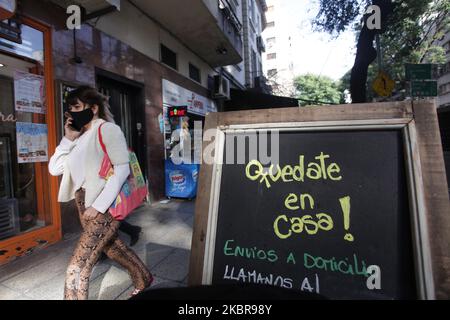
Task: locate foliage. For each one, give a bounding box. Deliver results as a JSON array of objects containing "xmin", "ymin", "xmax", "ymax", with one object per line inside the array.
[
  {"xmin": 329, "ymin": 0, "xmax": 450, "ymax": 100},
  {"xmin": 294, "ymin": 74, "xmax": 343, "ymax": 106}
]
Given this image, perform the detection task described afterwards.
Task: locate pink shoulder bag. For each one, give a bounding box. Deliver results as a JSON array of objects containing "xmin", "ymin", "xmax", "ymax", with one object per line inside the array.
[{"xmin": 97, "ymin": 123, "xmax": 148, "ymax": 221}]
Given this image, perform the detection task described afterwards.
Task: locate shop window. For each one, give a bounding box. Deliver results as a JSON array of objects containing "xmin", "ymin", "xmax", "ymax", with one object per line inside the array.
[
  {"xmin": 0, "ymin": 24, "xmax": 51, "ymax": 241},
  {"xmin": 160, "ymin": 44, "xmax": 177, "ymax": 70},
  {"xmin": 267, "ymin": 53, "xmax": 276, "ymax": 60},
  {"xmin": 0, "ymin": 22, "xmax": 44, "ymax": 64},
  {"xmin": 189, "ymin": 63, "xmax": 201, "ymax": 83}
]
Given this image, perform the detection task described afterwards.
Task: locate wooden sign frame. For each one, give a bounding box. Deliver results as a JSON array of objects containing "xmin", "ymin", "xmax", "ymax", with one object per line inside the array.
[{"xmin": 188, "ymin": 101, "xmax": 450, "ymax": 300}]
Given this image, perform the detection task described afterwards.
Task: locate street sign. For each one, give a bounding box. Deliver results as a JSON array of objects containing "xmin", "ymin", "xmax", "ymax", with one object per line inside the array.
[
  {"xmin": 372, "ymin": 71, "xmax": 395, "ymax": 97},
  {"xmin": 405, "ymin": 64, "xmax": 433, "ymax": 81},
  {"xmin": 411, "ymin": 81, "xmax": 438, "ymax": 97}
]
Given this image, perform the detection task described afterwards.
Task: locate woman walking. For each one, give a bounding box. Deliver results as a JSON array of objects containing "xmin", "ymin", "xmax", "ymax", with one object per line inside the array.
[{"xmin": 49, "ymin": 86, "xmax": 152, "ymax": 300}]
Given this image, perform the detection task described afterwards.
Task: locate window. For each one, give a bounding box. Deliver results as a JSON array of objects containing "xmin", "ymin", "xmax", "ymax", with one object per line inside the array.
[
  {"xmin": 267, "ymin": 53, "xmax": 277, "ymax": 60},
  {"xmin": 189, "ymin": 63, "xmax": 201, "ymax": 83},
  {"xmin": 160, "ymin": 44, "xmax": 177, "ymax": 70},
  {"xmin": 440, "ymin": 83, "xmax": 450, "ymax": 95},
  {"xmin": 266, "ymin": 37, "xmax": 276, "ymax": 49},
  {"xmin": 230, "ymin": 0, "xmax": 239, "ymax": 13},
  {"xmin": 268, "ymin": 69, "xmax": 277, "ymax": 78},
  {"xmin": 252, "ymin": 50, "xmax": 257, "ymax": 77},
  {"xmin": 266, "ymin": 21, "xmax": 275, "ymax": 28},
  {"xmin": 249, "ymin": 0, "xmax": 256, "ymax": 22}
]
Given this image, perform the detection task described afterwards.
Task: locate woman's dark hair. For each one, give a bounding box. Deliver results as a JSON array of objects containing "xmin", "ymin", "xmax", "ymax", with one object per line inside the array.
[{"xmin": 66, "ymin": 85, "xmax": 115, "ymax": 122}]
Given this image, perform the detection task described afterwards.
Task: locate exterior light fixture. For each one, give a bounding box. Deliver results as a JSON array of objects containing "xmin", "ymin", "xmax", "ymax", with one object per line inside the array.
[{"xmin": 216, "ymin": 46, "xmax": 228, "ymax": 55}]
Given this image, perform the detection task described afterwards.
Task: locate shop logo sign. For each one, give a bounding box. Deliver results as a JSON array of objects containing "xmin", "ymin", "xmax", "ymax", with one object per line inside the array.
[
  {"xmin": 170, "ymin": 171, "xmax": 186, "ymax": 186},
  {"xmin": 66, "ymin": 5, "xmax": 81, "ymax": 30},
  {"xmin": 0, "ymin": 112, "xmax": 16, "ymax": 122}
]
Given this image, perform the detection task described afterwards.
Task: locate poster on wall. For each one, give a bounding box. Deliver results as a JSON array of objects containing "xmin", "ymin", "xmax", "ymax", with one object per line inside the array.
[
  {"xmin": 16, "ymin": 122, "xmax": 48, "ymax": 163},
  {"xmin": 14, "ymin": 70, "xmax": 46, "ymax": 114},
  {"xmin": 59, "ymin": 82, "xmax": 78, "ymax": 138}
]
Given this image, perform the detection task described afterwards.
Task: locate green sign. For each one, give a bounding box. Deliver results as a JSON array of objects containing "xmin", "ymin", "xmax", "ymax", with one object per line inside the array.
[
  {"xmin": 411, "ymin": 81, "xmax": 438, "ymax": 97},
  {"xmin": 405, "ymin": 64, "xmax": 433, "ymax": 80}
]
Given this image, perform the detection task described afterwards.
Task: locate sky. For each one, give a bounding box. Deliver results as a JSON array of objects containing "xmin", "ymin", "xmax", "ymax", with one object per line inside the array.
[{"xmin": 264, "ymin": 0, "xmax": 358, "ymax": 81}]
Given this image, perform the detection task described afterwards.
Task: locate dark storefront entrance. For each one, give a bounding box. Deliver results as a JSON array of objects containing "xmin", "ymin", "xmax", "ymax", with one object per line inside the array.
[{"xmin": 96, "ymin": 70, "xmax": 147, "ymax": 178}]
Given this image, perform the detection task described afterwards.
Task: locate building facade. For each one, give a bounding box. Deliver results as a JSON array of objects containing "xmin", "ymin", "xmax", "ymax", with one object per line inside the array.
[
  {"xmin": 436, "ymin": 29, "xmax": 450, "ymax": 192},
  {"xmin": 261, "ymin": 0, "xmax": 303, "ymax": 97},
  {"xmin": 437, "ymin": 31, "xmax": 450, "ymax": 109},
  {"xmin": 220, "ymin": 0, "xmax": 270, "ymax": 94},
  {"xmin": 0, "ymin": 0, "xmax": 245, "ymax": 264}
]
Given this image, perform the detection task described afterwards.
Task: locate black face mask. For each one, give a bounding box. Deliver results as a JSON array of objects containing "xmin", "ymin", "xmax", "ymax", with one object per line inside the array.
[{"xmin": 68, "ymin": 108, "xmax": 94, "ymax": 131}]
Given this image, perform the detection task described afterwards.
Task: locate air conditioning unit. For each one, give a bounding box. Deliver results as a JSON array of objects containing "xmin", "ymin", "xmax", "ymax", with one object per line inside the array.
[{"xmin": 213, "ymin": 75, "xmax": 231, "ymax": 100}]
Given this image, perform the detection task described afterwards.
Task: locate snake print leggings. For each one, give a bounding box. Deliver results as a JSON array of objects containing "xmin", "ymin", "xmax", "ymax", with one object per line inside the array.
[{"xmin": 64, "ymin": 189, "xmax": 152, "ymax": 300}]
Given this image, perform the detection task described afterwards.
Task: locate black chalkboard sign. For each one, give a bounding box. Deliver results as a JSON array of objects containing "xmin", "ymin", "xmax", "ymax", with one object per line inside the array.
[
  {"xmin": 189, "ymin": 102, "xmax": 450, "ymax": 300},
  {"xmin": 210, "ymin": 130, "xmax": 417, "ymax": 299}
]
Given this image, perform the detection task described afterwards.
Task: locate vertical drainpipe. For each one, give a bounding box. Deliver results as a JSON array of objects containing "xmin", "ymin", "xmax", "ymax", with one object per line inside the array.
[{"xmin": 242, "ymin": 0, "xmax": 250, "ymax": 88}]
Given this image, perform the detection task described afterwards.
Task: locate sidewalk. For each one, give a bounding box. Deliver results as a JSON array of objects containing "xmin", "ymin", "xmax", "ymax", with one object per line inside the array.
[{"xmin": 0, "ymin": 199, "xmax": 195, "ymax": 300}]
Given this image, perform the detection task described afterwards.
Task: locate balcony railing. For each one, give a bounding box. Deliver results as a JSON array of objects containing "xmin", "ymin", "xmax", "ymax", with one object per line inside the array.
[{"xmin": 218, "ymin": 0, "xmax": 243, "ymax": 56}]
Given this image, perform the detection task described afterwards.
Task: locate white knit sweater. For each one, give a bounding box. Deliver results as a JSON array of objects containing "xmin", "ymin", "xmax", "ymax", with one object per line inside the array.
[{"xmin": 49, "ymin": 119, "xmax": 130, "ymax": 210}]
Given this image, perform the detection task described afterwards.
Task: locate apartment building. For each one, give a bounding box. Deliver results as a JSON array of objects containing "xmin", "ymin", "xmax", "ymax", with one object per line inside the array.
[
  {"xmin": 261, "ymin": 0, "xmax": 299, "ymax": 97},
  {"xmin": 220, "ymin": 0, "xmax": 270, "ymax": 95}
]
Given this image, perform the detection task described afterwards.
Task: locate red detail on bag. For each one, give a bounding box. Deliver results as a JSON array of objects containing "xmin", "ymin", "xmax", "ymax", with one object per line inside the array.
[{"xmin": 98, "ymin": 123, "xmax": 148, "ymax": 220}]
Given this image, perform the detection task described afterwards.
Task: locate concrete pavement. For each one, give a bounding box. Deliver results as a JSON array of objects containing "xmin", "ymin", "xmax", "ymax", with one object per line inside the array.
[{"xmin": 0, "ymin": 199, "xmax": 195, "ymax": 300}]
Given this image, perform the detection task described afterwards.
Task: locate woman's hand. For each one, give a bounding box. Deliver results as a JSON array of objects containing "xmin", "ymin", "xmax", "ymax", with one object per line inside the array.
[
  {"xmin": 84, "ymin": 207, "xmax": 99, "ymax": 220},
  {"xmin": 64, "ymin": 112, "xmax": 81, "ymax": 141}
]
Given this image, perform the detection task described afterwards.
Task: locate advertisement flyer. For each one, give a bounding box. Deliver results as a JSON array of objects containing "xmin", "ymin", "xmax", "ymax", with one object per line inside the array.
[
  {"xmin": 16, "ymin": 122, "xmax": 48, "ymax": 163},
  {"xmin": 14, "ymin": 70, "xmax": 46, "ymax": 114}
]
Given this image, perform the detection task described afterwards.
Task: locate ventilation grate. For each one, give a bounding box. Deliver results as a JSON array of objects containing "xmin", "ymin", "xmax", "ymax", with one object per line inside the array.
[{"xmin": 0, "ymin": 199, "xmax": 19, "ymax": 240}]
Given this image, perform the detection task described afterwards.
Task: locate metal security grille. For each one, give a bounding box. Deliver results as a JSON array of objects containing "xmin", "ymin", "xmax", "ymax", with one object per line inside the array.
[{"xmin": 0, "ymin": 199, "xmax": 19, "ymax": 240}]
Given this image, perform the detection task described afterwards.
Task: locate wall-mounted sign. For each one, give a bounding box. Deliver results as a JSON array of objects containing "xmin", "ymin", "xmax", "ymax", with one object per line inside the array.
[
  {"xmin": 14, "ymin": 70, "xmax": 46, "ymax": 114},
  {"xmin": 16, "ymin": 122, "xmax": 48, "ymax": 163},
  {"xmin": 0, "ymin": 0, "xmax": 16, "ymax": 20},
  {"xmin": 168, "ymin": 106, "xmax": 188, "ymax": 118},
  {"xmin": 162, "ymin": 79, "xmax": 217, "ymax": 117}
]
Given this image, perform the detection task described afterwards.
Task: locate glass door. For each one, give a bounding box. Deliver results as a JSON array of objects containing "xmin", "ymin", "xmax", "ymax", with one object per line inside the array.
[{"xmin": 0, "ymin": 16, "xmax": 60, "ymax": 264}]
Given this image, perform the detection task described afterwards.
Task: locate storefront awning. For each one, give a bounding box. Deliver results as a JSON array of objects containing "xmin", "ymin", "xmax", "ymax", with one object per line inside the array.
[{"xmin": 224, "ymin": 89, "xmax": 299, "ymax": 112}]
